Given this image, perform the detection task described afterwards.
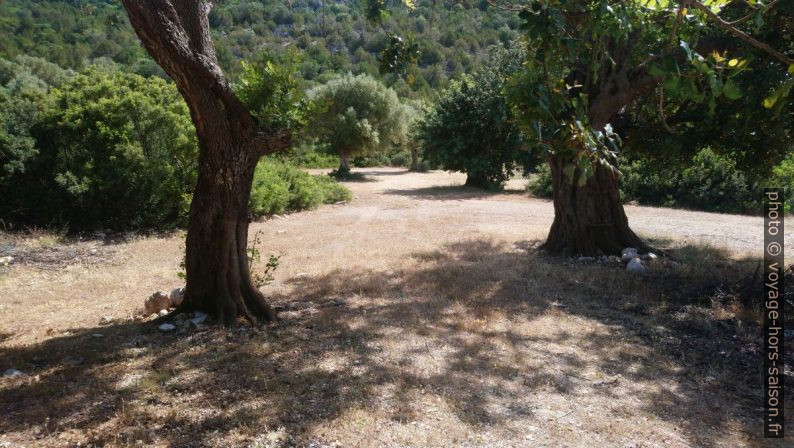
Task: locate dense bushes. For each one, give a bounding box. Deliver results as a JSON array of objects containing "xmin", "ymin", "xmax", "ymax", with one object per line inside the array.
[
  {"xmin": 249, "ymin": 158, "xmax": 351, "ymax": 218},
  {"xmin": 0, "ymin": 62, "xmax": 351, "ymax": 231},
  {"xmin": 1, "ymin": 65, "xmax": 198, "ymax": 230},
  {"xmin": 528, "ymin": 148, "xmax": 791, "ymax": 215},
  {"xmin": 417, "ymin": 47, "xmax": 536, "ymax": 190}
]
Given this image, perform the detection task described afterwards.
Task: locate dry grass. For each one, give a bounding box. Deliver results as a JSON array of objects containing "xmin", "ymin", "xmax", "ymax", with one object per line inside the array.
[{"xmin": 0, "ymin": 168, "xmax": 791, "ymax": 447}]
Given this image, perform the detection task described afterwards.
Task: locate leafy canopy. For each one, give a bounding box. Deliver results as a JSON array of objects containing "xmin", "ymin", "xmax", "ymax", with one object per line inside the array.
[{"xmin": 306, "ymin": 73, "xmax": 407, "ymax": 158}]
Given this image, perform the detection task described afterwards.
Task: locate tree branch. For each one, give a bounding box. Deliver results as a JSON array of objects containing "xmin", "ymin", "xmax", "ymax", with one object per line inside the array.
[{"xmin": 690, "ymin": 0, "xmax": 793, "ymax": 67}]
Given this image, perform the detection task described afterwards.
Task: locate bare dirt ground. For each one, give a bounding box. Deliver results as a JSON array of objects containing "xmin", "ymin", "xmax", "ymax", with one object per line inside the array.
[{"xmin": 0, "ymin": 168, "xmax": 791, "ymax": 447}]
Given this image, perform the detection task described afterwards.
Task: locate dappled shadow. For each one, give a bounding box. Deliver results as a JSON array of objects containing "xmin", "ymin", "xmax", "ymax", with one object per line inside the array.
[
  {"xmin": 384, "ymin": 185, "xmax": 527, "ymax": 201},
  {"xmin": 1, "ymin": 239, "xmax": 791, "ymax": 446}
]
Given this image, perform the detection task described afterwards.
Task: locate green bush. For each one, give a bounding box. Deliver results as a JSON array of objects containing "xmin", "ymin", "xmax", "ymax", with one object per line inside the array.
[
  {"xmin": 768, "ymin": 155, "xmax": 794, "ymax": 214},
  {"xmin": 526, "ymin": 164, "xmax": 554, "ymax": 198},
  {"xmin": 388, "ymin": 150, "xmax": 411, "ymax": 167},
  {"xmin": 0, "ymin": 65, "xmax": 198, "ymax": 230},
  {"xmin": 620, "ymin": 148, "xmax": 756, "ymax": 214},
  {"xmin": 290, "ymin": 147, "xmax": 339, "ymax": 168},
  {"xmin": 417, "ymin": 47, "xmax": 537, "ymax": 190},
  {"xmin": 249, "ymin": 158, "xmax": 351, "ymax": 218}
]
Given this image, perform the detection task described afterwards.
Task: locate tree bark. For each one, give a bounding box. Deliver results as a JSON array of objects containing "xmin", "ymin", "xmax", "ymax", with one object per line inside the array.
[
  {"xmin": 409, "ymin": 146, "xmax": 419, "ymax": 171},
  {"xmin": 339, "ymin": 150, "xmax": 351, "ymax": 172},
  {"xmin": 542, "ymin": 154, "xmax": 646, "ymax": 256},
  {"xmin": 121, "ymin": 0, "xmax": 290, "ymax": 324},
  {"xmin": 543, "ymin": 46, "xmax": 660, "ymax": 256}
]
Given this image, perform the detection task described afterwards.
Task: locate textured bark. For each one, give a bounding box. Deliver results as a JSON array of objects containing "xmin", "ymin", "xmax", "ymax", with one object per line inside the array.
[
  {"xmin": 543, "ymin": 154, "xmax": 647, "ymax": 256},
  {"xmin": 339, "ymin": 150, "xmax": 351, "ymax": 172},
  {"xmin": 121, "ymin": 0, "xmax": 290, "ymax": 324},
  {"xmin": 544, "ymin": 39, "xmax": 661, "ymax": 256},
  {"xmin": 409, "ymin": 147, "xmax": 419, "ymax": 172}
]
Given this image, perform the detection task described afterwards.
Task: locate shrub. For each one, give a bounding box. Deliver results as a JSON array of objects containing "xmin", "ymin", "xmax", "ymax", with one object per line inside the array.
[
  {"xmin": 1, "ymin": 65, "xmax": 198, "ymax": 230},
  {"xmin": 248, "ymin": 158, "xmax": 351, "ymax": 218},
  {"xmin": 417, "ymin": 47, "xmax": 537, "ymax": 190},
  {"xmin": 526, "ymin": 164, "xmax": 554, "ymax": 198},
  {"xmin": 620, "ymin": 148, "xmax": 756, "ymax": 214}
]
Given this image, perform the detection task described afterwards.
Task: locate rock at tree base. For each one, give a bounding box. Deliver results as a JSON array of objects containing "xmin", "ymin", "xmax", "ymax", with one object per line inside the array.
[
  {"xmin": 626, "ymin": 258, "xmax": 645, "ymax": 274},
  {"xmin": 621, "ymin": 248, "xmax": 638, "ymax": 263},
  {"xmin": 158, "ymin": 323, "xmax": 176, "ymax": 332},
  {"xmin": 3, "ymin": 368, "xmax": 25, "ymax": 377},
  {"xmin": 145, "ymin": 291, "xmax": 171, "ymax": 314},
  {"xmin": 169, "ymin": 287, "xmax": 185, "ymax": 307},
  {"xmin": 189, "ymin": 311, "xmax": 208, "ymax": 326}
]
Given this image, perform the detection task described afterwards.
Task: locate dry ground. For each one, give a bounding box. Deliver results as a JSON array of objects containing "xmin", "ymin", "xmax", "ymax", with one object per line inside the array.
[{"xmin": 0, "ymin": 168, "xmax": 791, "ymax": 447}]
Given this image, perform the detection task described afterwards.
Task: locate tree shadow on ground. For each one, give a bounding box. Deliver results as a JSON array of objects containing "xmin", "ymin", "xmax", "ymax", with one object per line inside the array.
[
  {"xmin": 0, "ymin": 239, "xmax": 790, "ymax": 446},
  {"xmin": 384, "ymin": 185, "xmax": 527, "ymax": 201}
]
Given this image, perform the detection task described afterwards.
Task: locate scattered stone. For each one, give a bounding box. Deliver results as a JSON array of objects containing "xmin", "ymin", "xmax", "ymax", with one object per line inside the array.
[
  {"xmin": 0, "ymin": 256, "xmax": 13, "ymax": 266},
  {"xmin": 158, "ymin": 323, "xmax": 176, "ymax": 332},
  {"xmin": 276, "ymin": 230, "xmax": 287, "ymax": 234},
  {"xmin": 148, "ymin": 313, "xmax": 159, "ymax": 320},
  {"xmin": 3, "ymin": 368, "xmax": 25, "ymax": 378},
  {"xmin": 296, "ymin": 272, "xmax": 309, "ymax": 278},
  {"xmin": 174, "ymin": 313, "xmax": 188, "ymax": 322},
  {"xmin": 145, "ymin": 291, "xmax": 171, "ymax": 314},
  {"xmin": 626, "ymin": 258, "xmax": 645, "ymax": 274},
  {"xmin": 158, "ymin": 309, "xmax": 169, "ymax": 317},
  {"xmin": 621, "ymin": 248, "xmax": 638, "ymax": 263},
  {"xmin": 169, "ymin": 287, "xmax": 185, "ymax": 307},
  {"xmin": 99, "ymin": 315, "xmax": 114, "ymax": 325},
  {"xmin": 91, "ymin": 333, "xmax": 104, "ymax": 338},
  {"xmin": 608, "ymin": 255, "xmax": 620, "ymax": 263},
  {"xmin": 664, "ymin": 259, "xmax": 681, "ymax": 269},
  {"xmin": 577, "ymin": 256, "xmax": 596, "ymax": 263},
  {"xmin": 189, "ymin": 311, "xmax": 208, "ymax": 326}
]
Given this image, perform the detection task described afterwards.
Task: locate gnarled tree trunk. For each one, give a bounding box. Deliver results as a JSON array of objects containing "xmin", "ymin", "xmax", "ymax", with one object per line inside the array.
[
  {"xmin": 339, "ymin": 150, "xmax": 351, "ymax": 173},
  {"xmin": 543, "ymin": 154, "xmax": 645, "ymax": 255},
  {"xmin": 122, "ymin": 0, "xmax": 290, "ymax": 324},
  {"xmin": 542, "ymin": 44, "xmax": 660, "ymax": 256}
]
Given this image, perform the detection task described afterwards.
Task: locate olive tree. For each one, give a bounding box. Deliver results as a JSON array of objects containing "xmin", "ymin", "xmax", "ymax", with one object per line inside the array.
[
  {"xmin": 121, "ymin": 0, "xmax": 300, "ymax": 324},
  {"xmin": 306, "ymin": 74, "xmax": 406, "ymax": 173}
]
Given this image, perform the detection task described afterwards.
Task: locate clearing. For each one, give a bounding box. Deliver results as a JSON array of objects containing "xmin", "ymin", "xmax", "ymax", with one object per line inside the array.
[{"xmin": 0, "ymin": 168, "xmax": 791, "ymax": 447}]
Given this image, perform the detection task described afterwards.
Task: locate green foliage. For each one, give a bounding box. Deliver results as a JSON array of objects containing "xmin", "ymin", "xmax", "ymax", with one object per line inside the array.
[
  {"xmin": 0, "ymin": 0, "xmax": 521, "ymax": 95},
  {"xmin": 289, "ymin": 145, "xmax": 340, "ymax": 169},
  {"xmin": 508, "ymin": 0, "xmax": 793, "ymax": 187},
  {"xmin": 526, "ymin": 163, "xmax": 554, "ymax": 198},
  {"xmin": 620, "ymin": 149, "xmax": 757, "ymax": 214},
  {"xmin": 306, "ymin": 74, "xmax": 407, "ymax": 161},
  {"xmin": 247, "ymin": 230, "xmax": 281, "ymax": 289},
  {"xmin": 249, "ymin": 158, "xmax": 352, "ymax": 218},
  {"xmin": 234, "ymin": 51, "xmax": 306, "ymax": 132},
  {"xmin": 1, "ymin": 65, "xmax": 198, "ymax": 230},
  {"xmin": 417, "ymin": 47, "xmax": 536, "ymax": 190}
]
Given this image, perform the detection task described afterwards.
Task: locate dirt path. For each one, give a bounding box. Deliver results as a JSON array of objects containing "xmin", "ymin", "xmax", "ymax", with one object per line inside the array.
[{"xmin": 0, "ymin": 168, "xmax": 790, "ymax": 447}]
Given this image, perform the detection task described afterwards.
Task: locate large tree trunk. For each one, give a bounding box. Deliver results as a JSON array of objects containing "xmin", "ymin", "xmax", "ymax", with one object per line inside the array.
[
  {"xmin": 409, "ymin": 146, "xmax": 419, "ymax": 171},
  {"xmin": 339, "ymin": 150, "xmax": 351, "ymax": 172},
  {"xmin": 542, "ymin": 154, "xmax": 645, "ymax": 256},
  {"xmin": 542, "ymin": 46, "xmax": 661, "ymax": 256},
  {"xmin": 122, "ymin": 0, "xmax": 290, "ymax": 324}
]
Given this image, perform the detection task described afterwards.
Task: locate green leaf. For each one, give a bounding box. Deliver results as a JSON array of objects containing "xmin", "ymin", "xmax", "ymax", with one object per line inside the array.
[{"xmin": 722, "ymin": 80, "xmax": 741, "ymax": 100}]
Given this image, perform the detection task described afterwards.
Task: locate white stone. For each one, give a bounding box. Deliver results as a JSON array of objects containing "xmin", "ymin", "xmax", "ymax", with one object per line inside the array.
[
  {"xmin": 189, "ymin": 311, "xmax": 208, "ymax": 326},
  {"xmin": 3, "ymin": 368, "xmax": 24, "ymax": 377},
  {"xmin": 145, "ymin": 291, "xmax": 171, "ymax": 314},
  {"xmin": 158, "ymin": 309, "xmax": 169, "ymax": 317},
  {"xmin": 158, "ymin": 323, "xmax": 176, "ymax": 332},
  {"xmin": 577, "ymin": 256, "xmax": 595, "ymax": 263},
  {"xmin": 621, "ymin": 247, "xmax": 638, "ymax": 263},
  {"xmin": 626, "ymin": 258, "xmax": 645, "ymax": 274},
  {"xmin": 169, "ymin": 287, "xmax": 185, "ymax": 307},
  {"xmin": 0, "ymin": 256, "xmax": 13, "ymax": 266}
]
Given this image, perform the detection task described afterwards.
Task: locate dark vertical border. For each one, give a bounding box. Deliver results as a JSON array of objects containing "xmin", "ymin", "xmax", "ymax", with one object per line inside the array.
[{"xmin": 764, "ymin": 188, "xmax": 784, "ymax": 438}]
